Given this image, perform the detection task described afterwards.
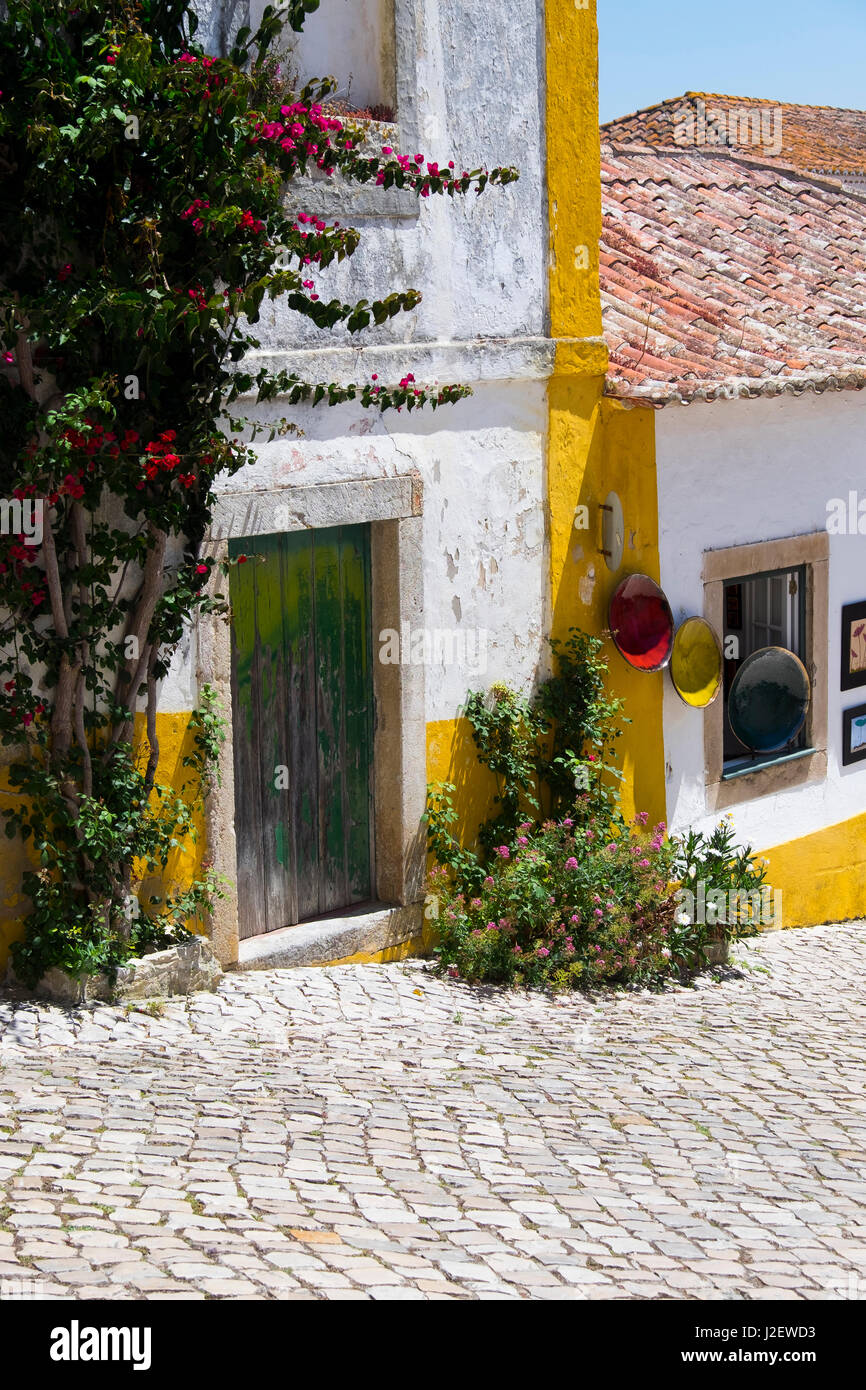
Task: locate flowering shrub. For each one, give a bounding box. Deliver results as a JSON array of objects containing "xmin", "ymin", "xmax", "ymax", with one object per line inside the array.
[
  {"xmin": 0, "ymin": 0, "xmax": 516, "ymax": 982},
  {"xmin": 432, "ymin": 814, "xmax": 677, "ymax": 990},
  {"xmin": 431, "ymin": 807, "xmax": 766, "ymax": 991},
  {"xmin": 427, "ymin": 633, "xmax": 768, "ymax": 991},
  {"xmin": 671, "ymin": 815, "xmax": 771, "ymax": 937}
]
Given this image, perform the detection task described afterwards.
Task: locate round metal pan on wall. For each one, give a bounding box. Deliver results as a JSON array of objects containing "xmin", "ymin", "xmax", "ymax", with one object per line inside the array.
[
  {"xmin": 608, "ymin": 573, "xmax": 674, "ymax": 673},
  {"xmin": 670, "ymin": 616, "xmax": 723, "ymax": 709},
  {"xmin": 727, "ymin": 646, "xmax": 811, "ymax": 754}
]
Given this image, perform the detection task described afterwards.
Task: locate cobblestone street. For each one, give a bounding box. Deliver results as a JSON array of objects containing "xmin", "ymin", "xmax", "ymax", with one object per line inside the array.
[{"xmin": 1, "ymin": 922, "xmax": 865, "ymax": 1301}]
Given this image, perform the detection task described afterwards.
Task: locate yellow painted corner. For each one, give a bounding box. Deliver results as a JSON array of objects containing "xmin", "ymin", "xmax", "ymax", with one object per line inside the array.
[
  {"xmin": 0, "ymin": 710, "xmax": 207, "ymax": 974},
  {"xmin": 318, "ymin": 934, "xmax": 430, "ymax": 967},
  {"xmin": 759, "ymin": 811, "xmax": 866, "ymax": 929},
  {"xmin": 426, "ymin": 716, "xmax": 499, "ymax": 848},
  {"xmin": 545, "ymin": 0, "xmax": 603, "ymax": 340}
]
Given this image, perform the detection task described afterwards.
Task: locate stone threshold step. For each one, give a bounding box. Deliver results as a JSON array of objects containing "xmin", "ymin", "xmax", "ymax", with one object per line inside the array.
[{"xmin": 233, "ymin": 902, "xmax": 424, "ymax": 972}]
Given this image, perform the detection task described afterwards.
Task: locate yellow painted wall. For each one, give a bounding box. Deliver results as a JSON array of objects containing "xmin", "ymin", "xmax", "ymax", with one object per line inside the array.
[
  {"xmin": 759, "ymin": 812, "xmax": 866, "ymax": 929},
  {"xmin": 546, "ymin": 0, "xmax": 603, "ymax": 342},
  {"xmin": 0, "ymin": 710, "xmax": 205, "ymax": 974},
  {"xmin": 424, "ymin": 0, "xmax": 666, "ymax": 863},
  {"xmin": 544, "ymin": 0, "xmax": 666, "ymax": 830}
]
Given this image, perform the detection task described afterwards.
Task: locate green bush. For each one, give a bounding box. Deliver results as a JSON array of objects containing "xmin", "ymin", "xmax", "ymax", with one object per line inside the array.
[{"xmin": 425, "ymin": 629, "xmax": 766, "ymax": 991}]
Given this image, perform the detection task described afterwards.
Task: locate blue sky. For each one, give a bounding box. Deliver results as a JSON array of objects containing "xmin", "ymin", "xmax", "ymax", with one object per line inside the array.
[{"xmin": 599, "ymin": 0, "xmax": 866, "ymax": 124}]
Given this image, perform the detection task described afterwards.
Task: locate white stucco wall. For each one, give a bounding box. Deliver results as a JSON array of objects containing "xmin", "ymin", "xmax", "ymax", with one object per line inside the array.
[
  {"xmin": 170, "ymin": 1, "xmax": 550, "ymax": 725},
  {"xmin": 211, "ymin": 380, "xmax": 548, "ymax": 719},
  {"xmin": 173, "ymin": 0, "xmax": 551, "ymax": 722},
  {"xmin": 657, "ymin": 388, "xmax": 866, "ymax": 849},
  {"xmin": 251, "ymin": 0, "xmax": 395, "ymax": 111},
  {"xmin": 197, "ymin": 0, "xmax": 547, "ymax": 347}
]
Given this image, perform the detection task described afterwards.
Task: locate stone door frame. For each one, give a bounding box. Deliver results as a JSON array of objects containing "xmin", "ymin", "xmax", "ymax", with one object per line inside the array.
[{"xmin": 198, "ymin": 474, "xmax": 426, "ymax": 966}]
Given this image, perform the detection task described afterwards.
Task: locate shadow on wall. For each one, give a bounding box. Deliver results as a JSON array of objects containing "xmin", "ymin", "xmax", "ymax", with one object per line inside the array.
[
  {"xmin": 0, "ymin": 712, "xmax": 208, "ymax": 975},
  {"xmin": 193, "ymin": 0, "xmax": 251, "ymax": 57},
  {"xmin": 132, "ymin": 713, "xmax": 209, "ymax": 931},
  {"xmin": 547, "ymin": 378, "xmax": 667, "ymax": 829},
  {"xmin": 426, "ymin": 715, "xmax": 499, "ymax": 860}
]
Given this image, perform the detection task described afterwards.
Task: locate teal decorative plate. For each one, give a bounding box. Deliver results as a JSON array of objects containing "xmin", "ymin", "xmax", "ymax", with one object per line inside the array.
[{"xmin": 727, "ymin": 646, "xmax": 811, "ymax": 753}]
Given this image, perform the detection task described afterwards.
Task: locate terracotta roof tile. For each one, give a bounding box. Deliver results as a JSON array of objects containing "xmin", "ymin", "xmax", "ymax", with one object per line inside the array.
[
  {"xmin": 600, "ymin": 144, "xmax": 866, "ymax": 405},
  {"xmin": 603, "ymin": 93, "xmax": 866, "ymax": 179}
]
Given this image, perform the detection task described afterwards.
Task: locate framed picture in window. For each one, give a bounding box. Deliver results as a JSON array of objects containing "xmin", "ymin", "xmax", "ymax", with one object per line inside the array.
[
  {"xmin": 841, "ymin": 602, "xmax": 866, "ymax": 691},
  {"xmin": 843, "ymin": 703, "xmax": 866, "ymax": 766}
]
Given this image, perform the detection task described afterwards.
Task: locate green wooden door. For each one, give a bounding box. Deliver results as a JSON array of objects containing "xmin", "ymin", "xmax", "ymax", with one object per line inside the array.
[{"xmin": 229, "ymin": 524, "xmax": 375, "ymax": 938}]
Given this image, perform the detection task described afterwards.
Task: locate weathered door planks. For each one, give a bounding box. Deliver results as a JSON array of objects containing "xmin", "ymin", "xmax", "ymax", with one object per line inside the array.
[{"xmin": 229, "ymin": 525, "xmax": 374, "ymax": 938}]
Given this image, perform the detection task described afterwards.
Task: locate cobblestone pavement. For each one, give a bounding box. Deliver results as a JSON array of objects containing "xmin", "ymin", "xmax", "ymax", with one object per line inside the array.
[{"xmin": 1, "ymin": 922, "xmax": 865, "ymax": 1301}]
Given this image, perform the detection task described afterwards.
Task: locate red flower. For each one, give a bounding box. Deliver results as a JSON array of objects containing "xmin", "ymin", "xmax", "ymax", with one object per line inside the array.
[{"xmin": 195, "ymin": 564, "xmax": 208, "ymax": 575}]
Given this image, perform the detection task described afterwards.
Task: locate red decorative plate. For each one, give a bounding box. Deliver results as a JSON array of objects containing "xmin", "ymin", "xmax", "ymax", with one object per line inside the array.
[{"xmin": 609, "ymin": 574, "xmax": 674, "ymax": 673}]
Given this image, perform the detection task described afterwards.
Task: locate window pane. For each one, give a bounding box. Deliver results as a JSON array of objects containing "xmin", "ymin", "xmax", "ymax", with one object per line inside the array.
[{"xmin": 722, "ymin": 564, "xmax": 807, "ymax": 768}]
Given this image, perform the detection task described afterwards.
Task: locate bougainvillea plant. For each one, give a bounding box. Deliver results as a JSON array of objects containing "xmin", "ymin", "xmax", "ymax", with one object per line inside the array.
[{"xmin": 0, "ymin": 0, "xmax": 518, "ymax": 983}]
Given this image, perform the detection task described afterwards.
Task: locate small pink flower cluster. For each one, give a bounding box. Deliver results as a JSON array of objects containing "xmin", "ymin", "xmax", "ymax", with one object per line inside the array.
[
  {"xmin": 295, "ymin": 213, "xmax": 330, "ymax": 276},
  {"xmin": 176, "ymin": 53, "xmax": 217, "ymax": 68},
  {"xmin": 2, "ymin": 676, "xmax": 46, "ymax": 727},
  {"xmin": 254, "ymin": 103, "xmax": 344, "ymax": 174},
  {"xmin": 378, "ymin": 148, "xmax": 457, "ymax": 196},
  {"xmin": 238, "ymin": 209, "xmax": 265, "ymax": 235},
  {"xmin": 181, "ymin": 198, "xmax": 210, "ymax": 234}
]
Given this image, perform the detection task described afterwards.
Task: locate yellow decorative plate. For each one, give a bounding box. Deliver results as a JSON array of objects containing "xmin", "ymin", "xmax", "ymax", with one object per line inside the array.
[{"xmin": 670, "ymin": 617, "xmax": 723, "ymax": 708}]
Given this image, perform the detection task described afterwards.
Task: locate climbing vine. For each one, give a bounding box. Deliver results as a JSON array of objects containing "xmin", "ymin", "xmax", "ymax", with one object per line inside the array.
[{"xmin": 0, "ymin": 0, "xmax": 517, "ymax": 981}]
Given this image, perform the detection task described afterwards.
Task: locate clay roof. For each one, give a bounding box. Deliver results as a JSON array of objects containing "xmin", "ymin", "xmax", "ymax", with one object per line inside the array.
[
  {"xmin": 600, "ymin": 143, "xmax": 866, "ymax": 405},
  {"xmin": 603, "ymin": 93, "xmax": 866, "ymax": 180}
]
